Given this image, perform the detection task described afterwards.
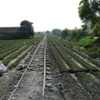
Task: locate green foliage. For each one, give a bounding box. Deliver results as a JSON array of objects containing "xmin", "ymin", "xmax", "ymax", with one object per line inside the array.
[
  {"xmin": 92, "ymin": 24, "xmax": 100, "ymax": 37},
  {"xmin": 78, "ymin": 0, "xmax": 100, "ymax": 23},
  {"xmin": 87, "ymin": 47, "xmax": 100, "ymax": 59},
  {"xmin": 81, "ymin": 24, "xmax": 87, "ymax": 30},
  {"xmin": 61, "ymin": 29, "xmax": 69, "ymax": 39},
  {"xmin": 66, "ymin": 29, "xmax": 87, "ymax": 41},
  {"xmin": 52, "ymin": 29, "xmax": 61, "ymax": 36},
  {"xmin": 78, "ymin": 36, "xmax": 96, "ymax": 48},
  {"xmin": 78, "ymin": 0, "xmax": 92, "ymax": 22},
  {"xmin": 50, "ymin": 36, "xmax": 81, "ymax": 70},
  {"xmin": 65, "ymin": 27, "xmax": 99, "ymax": 59},
  {"xmin": 78, "ymin": 0, "xmax": 100, "ymax": 40},
  {"xmin": 90, "ymin": 52, "xmax": 100, "ymax": 59},
  {"xmin": 20, "ymin": 20, "xmax": 34, "ymax": 38}
]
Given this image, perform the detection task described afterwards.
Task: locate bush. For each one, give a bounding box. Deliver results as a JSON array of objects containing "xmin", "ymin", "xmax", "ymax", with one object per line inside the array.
[
  {"xmin": 78, "ymin": 36, "xmax": 97, "ymax": 48},
  {"xmin": 91, "ymin": 24, "xmax": 100, "ymax": 37}
]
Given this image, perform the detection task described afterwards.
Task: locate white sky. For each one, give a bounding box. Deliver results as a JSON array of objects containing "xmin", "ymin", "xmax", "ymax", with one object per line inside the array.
[{"xmin": 0, "ymin": 0, "xmax": 82, "ymax": 31}]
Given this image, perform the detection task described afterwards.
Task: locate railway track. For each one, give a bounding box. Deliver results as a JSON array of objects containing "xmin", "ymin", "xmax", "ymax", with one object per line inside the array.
[
  {"xmin": 7, "ymin": 34, "xmax": 64, "ymax": 100},
  {"xmin": 7, "ymin": 35, "xmax": 48, "ymax": 100}
]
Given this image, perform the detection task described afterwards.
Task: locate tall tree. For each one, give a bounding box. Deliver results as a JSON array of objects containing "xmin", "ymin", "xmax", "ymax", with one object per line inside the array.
[
  {"xmin": 61, "ymin": 29, "xmax": 69, "ymax": 39},
  {"xmin": 78, "ymin": 0, "xmax": 100, "ymax": 44},
  {"xmin": 20, "ymin": 20, "xmax": 34, "ymax": 38},
  {"xmin": 78, "ymin": 0, "xmax": 100, "ymax": 28},
  {"xmin": 78, "ymin": 0, "xmax": 92, "ymax": 22}
]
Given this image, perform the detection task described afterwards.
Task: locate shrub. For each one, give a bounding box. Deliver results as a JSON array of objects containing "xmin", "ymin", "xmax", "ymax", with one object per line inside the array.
[{"xmin": 78, "ymin": 36, "xmax": 97, "ymax": 48}]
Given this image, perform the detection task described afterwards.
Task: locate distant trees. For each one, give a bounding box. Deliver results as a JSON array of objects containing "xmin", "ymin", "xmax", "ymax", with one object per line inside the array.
[
  {"xmin": 51, "ymin": 28, "xmax": 68, "ymax": 39},
  {"xmin": 19, "ymin": 20, "xmax": 34, "ymax": 38},
  {"xmin": 61, "ymin": 29, "xmax": 69, "ymax": 39},
  {"xmin": 63, "ymin": 28, "xmax": 87, "ymax": 41},
  {"xmin": 46, "ymin": 30, "xmax": 51, "ymax": 34},
  {"xmin": 52, "ymin": 29, "xmax": 61, "ymax": 36}
]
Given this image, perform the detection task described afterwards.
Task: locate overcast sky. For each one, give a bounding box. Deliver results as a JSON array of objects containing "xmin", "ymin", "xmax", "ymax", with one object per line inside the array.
[{"xmin": 0, "ymin": 0, "xmax": 82, "ymax": 31}]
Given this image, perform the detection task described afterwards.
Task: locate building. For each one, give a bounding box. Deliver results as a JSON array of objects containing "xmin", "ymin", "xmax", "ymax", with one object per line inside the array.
[
  {"xmin": 0, "ymin": 27, "xmax": 20, "ymax": 39},
  {"xmin": 0, "ymin": 20, "xmax": 34, "ymax": 40},
  {"xmin": 0, "ymin": 27, "xmax": 32, "ymax": 40}
]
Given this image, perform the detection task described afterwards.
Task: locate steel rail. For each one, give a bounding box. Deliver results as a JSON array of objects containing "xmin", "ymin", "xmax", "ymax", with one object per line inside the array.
[
  {"xmin": 8, "ymin": 36, "xmax": 45, "ymax": 100},
  {"xmin": 42, "ymin": 35, "xmax": 47, "ymax": 97}
]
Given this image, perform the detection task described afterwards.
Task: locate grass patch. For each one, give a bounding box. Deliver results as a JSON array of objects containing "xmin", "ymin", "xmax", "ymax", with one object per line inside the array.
[{"xmin": 78, "ymin": 36, "xmax": 97, "ymax": 48}]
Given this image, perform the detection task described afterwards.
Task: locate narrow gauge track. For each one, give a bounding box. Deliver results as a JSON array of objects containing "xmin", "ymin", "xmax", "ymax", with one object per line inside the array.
[
  {"xmin": 7, "ymin": 34, "xmax": 64, "ymax": 100},
  {"xmin": 7, "ymin": 35, "xmax": 48, "ymax": 100}
]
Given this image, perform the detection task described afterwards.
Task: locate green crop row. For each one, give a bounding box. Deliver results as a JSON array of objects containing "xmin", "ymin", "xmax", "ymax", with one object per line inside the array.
[
  {"xmin": 0, "ymin": 41, "xmax": 26, "ymax": 54},
  {"xmin": 56, "ymin": 40, "xmax": 94, "ymax": 69},
  {"xmin": 0, "ymin": 45, "xmax": 25, "ymax": 60},
  {"xmin": 0, "ymin": 34, "xmax": 43, "ymax": 58},
  {"xmin": 52, "ymin": 35, "xmax": 99, "ymax": 70},
  {"xmin": 53, "ymin": 35, "xmax": 100, "ymax": 67},
  {"xmin": 0, "ymin": 38, "xmax": 34, "ymax": 54},
  {"xmin": 9, "ymin": 45, "xmax": 34, "ymax": 69},
  {"xmin": 50, "ymin": 37, "xmax": 81, "ymax": 70},
  {"xmin": 76, "ymin": 72, "xmax": 100, "ymax": 100},
  {"xmin": 1, "ymin": 34, "xmax": 44, "ymax": 66},
  {"xmin": 2, "ymin": 45, "xmax": 30, "ymax": 65},
  {"xmin": 9, "ymin": 34, "xmax": 44, "ymax": 69},
  {"xmin": 60, "ymin": 37, "xmax": 100, "ymax": 67},
  {"xmin": 48, "ymin": 39, "xmax": 65, "ymax": 72}
]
